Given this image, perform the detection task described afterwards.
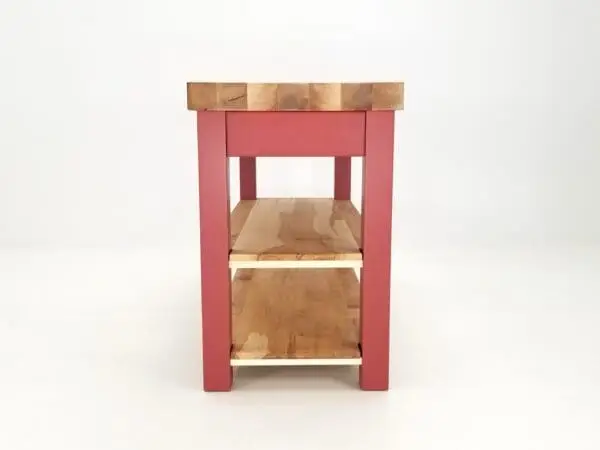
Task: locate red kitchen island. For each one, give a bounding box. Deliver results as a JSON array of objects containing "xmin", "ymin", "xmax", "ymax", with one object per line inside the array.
[{"xmin": 186, "ymin": 82, "xmax": 404, "ymax": 391}]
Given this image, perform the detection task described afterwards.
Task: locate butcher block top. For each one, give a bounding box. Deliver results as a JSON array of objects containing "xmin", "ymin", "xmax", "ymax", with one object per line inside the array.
[{"xmin": 186, "ymin": 82, "xmax": 404, "ymax": 111}]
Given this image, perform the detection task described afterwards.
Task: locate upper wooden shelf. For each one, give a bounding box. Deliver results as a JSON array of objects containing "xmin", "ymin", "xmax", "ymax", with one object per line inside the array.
[
  {"xmin": 230, "ymin": 198, "xmax": 362, "ymax": 268},
  {"xmin": 187, "ymin": 82, "xmax": 404, "ymax": 111}
]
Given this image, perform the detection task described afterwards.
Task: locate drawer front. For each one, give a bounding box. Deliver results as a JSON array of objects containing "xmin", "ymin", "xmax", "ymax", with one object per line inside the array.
[{"xmin": 226, "ymin": 111, "xmax": 365, "ymax": 157}]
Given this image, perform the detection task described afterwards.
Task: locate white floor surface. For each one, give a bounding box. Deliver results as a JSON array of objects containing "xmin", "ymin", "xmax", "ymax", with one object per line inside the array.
[{"xmin": 0, "ymin": 244, "xmax": 599, "ymax": 449}]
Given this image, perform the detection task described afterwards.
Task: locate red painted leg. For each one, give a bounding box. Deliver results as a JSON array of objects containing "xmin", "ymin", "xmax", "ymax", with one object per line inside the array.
[
  {"xmin": 197, "ymin": 111, "xmax": 232, "ymax": 391},
  {"xmin": 334, "ymin": 157, "xmax": 351, "ymax": 200},
  {"xmin": 239, "ymin": 157, "xmax": 257, "ymax": 200},
  {"xmin": 360, "ymin": 111, "xmax": 395, "ymax": 391}
]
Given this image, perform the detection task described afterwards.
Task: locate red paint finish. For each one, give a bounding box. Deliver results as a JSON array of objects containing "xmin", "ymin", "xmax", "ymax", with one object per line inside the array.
[
  {"xmin": 239, "ymin": 157, "xmax": 257, "ymax": 200},
  {"xmin": 226, "ymin": 112, "xmax": 365, "ymax": 157},
  {"xmin": 334, "ymin": 157, "xmax": 351, "ymax": 200},
  {"xmin": 360, "ymin": 111, "xmax": 395, "ymax": 391},
  {"xmin": 197, "ymin": 111, "xmax": 232, "ymax": 391}
]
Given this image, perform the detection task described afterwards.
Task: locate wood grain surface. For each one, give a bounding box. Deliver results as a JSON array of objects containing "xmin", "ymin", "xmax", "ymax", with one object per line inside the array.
[
  {"xmin": 187, "ymin": 82, "xmax": 404, "ymax": 111},
  {"xmin": 230, "ymin": 198, "xmax": 362, "ymax": 262},
  {"xmin": 231, "ymin": 268, "xmax": 361, "ymax": 360}
]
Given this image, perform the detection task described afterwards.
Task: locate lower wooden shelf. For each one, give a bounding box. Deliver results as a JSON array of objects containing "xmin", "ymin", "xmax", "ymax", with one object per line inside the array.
[{"xmin": 231, "ymin": 268, "xmax": 361, "ymax": 366}]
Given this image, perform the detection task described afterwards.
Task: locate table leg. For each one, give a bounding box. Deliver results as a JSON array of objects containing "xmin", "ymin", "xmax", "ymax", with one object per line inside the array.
[
  {"xmin": 334, "ymin": 157, "xmax": 351, "ymax": 200},
  {"xmin": 240, "ymin": 157, "xmax": 257, "ymax": 200},
  {"xmin": 197, "ymin": 111, "xmax": 232, "ymax": 391},
  {"xmin": 360, "ymin": 111, "xmax": 394, "ymax": 390}
]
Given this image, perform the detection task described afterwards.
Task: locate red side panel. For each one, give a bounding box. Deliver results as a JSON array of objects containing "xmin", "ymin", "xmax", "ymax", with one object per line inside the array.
[{"xmin": 226, "ymin": 112, "xmax": 365, "ymax": 157}]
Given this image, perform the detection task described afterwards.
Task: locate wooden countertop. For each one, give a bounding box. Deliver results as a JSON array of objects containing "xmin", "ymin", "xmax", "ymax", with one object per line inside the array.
[{"xmin": 187, "ymin": 82, "xmax": 404, "ymax": 111}]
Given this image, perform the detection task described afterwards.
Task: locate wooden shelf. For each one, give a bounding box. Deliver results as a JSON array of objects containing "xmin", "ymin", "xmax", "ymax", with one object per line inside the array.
[
  {"xmin": 230, "ymin": 198, "xmax": 362, "ymax": 268},
  {"xmin": 231, "ymin": 268, "xmax": 361, "ymax": 365}
]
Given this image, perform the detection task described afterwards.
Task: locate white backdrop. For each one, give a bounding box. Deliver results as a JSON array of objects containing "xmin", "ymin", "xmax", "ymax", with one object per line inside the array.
[
  {"xmin": 1, "ymin": 2, "xmax": 600, "ymax": 449},
  {"xmin": 1, "ymin": 0, "xmax": 598, "ymax": 249}
]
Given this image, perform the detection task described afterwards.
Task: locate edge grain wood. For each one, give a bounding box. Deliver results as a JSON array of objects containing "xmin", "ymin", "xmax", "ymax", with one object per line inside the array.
[{"xmin": 187, "ymin": 82, "xmax": 404, "ymax": 111}]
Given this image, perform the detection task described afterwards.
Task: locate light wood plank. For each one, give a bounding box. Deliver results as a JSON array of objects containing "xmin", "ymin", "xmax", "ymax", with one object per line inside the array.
[
  {"xmin": 230, "ymin": 198, "xmax": 362, "ymax": 262},
  {"xmin": 231, "ymin": 268, "xmax": 361, "ymax": 360},
  {"xmin": 231, "ymin": 358, "xmax": 361, "ymax": 367},
  {"xmin": 230, "ymin": 260, "xmax": 363, "ymax": 269}
]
